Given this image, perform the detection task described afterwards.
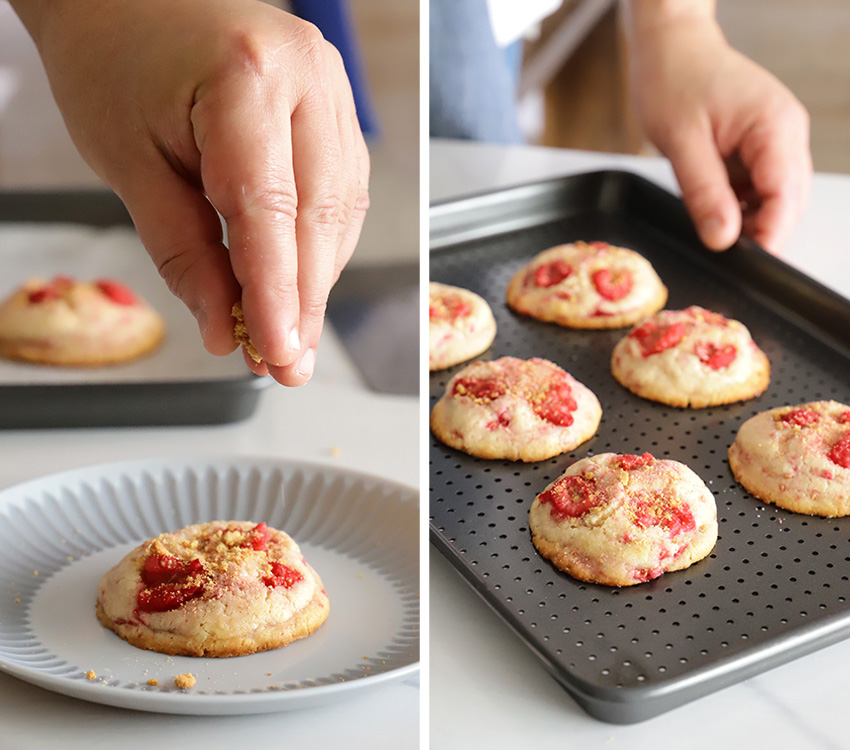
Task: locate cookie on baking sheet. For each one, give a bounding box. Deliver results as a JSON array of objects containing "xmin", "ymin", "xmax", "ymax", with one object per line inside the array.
[
  {"xmin": 96, "ymin": 521, "xmax": 329, "ymax": 657},
  {"xmin": 430, "ymin": 356, "xmax": 601, "ymax": 462},
  {"xmin": 611, "ymin": 306, "xmax": 770, "ymax": 408},
  {"xmin": 529, "ymin": 452, "xmax": 718, "ymax": 586},
  {"xmin": 505, "ymin": 241, "xmax": 667, "ymax": 329},
  {"xmin": 729, "ymin": 400, "xmax": 850, "ymax": 517},
  {"xmin": 0, "ymin": 275, "xmax": 165, "ymax": 366},
  {"xmin": 429, "ymin": 282, "xmax": 497, "ymax": 370}
]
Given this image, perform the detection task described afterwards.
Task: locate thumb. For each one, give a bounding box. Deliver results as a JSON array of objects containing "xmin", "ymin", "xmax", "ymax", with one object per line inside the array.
[
  {"xmin": 118, "ymin": 165, "xmax": 242, "ymax": 355},
  {"xmin": 663, "ymin": 122, "xmax": 742, "ymax": 251}
]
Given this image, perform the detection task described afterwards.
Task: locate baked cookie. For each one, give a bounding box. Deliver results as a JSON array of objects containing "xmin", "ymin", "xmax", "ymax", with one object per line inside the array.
[
  {"xmin": 429, "ymin": 282, "xmax": 497, "ymax": 370},
  {"xmin": 0, "ymin": 275, "xmax": 165, "ymax": 366},
  {"xmin": 529, "ymin": 452, "xmax": 718, "ymax": 586},
  {"xmin": 430, "ymin": 356, "xmax": 601, "ymax": 462},
  {"xmin": 611, "ymin": 306, "xmax": 770, "ymax": 408},
  {"xmin": 728, "ymin": 400, "xmax": 850, "ymax": 517},
  {"xmin": 96, "ymin": 521, "xmax": 329, "ymax": 657},
  {"xmin": 232, "ymin": 301, "xmax": 262, "ymax": 363},
  {"xmin": 505, "ymin": 240, "xmax": 667, "ymax": 329}
]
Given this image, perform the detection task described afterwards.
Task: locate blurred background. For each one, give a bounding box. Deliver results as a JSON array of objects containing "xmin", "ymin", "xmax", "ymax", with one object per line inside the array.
[
  {"xmin": 516, "ymin": 0, "xmax": 850, "ymax": 173},
  {"xmin": 0, "ymin": 0, "xmax": 419, "ymax": 394}
]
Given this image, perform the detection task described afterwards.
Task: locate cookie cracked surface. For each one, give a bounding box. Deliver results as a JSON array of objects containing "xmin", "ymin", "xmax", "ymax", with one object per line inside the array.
[
  {"xmin": 729, "ymin": 400, "xmax": 850, "ymax": 517},
  {"xmin": 505, "ymin": 241, "xmax": 667, "ymax": 329},
  {"xmin": 430, "ymin": 356, "xmax": 601, "ymax": 462},
  {"xmin": 96, "ymin": 521, "xmax": 329, "ymax": 657},
  {"xmin": 529, "ymin": 453, "xmax": 718, "ymax": 586}
]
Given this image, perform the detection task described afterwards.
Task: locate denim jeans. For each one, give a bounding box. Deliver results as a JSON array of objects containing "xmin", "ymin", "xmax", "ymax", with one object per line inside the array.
[{"xmin": 429, "ymin": 0, "xmax": 524, "ymax": 144}]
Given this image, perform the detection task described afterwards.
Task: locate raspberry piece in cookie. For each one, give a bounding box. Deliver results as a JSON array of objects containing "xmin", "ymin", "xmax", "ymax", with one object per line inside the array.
[
  {"xmin": 529, "ymin": 453, "xmax": 717, "ymax": 586},
  {"xmin": 430, "ymin": 356, "xmax": 602, "ymax": 462},
  {"xmin": 505, "ymin": 241, "xmax": 667, "ymax": 329},
  {"xmin": 0, "ymin": 275, "xmax": 165, "ymax": 366},
  {"xmin": 611, "ymin": 306, "xmax": 770, "ymax": 408},
  {"xmin": 429, "ymin": 282, "xmax": 497, "ymax": 370},
  {"xmin": 729, "ymin": 400, "xmax": 850, "ymax": 517},
  {"xmin": 96, "ymin": 521, "xmax": 329, "ymax": 657}
]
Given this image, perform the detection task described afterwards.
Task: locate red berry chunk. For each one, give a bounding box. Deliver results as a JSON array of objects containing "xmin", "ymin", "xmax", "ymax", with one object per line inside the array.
[
  {"xmin": 533, "ymin": 259, "xmax": 572, "ymax": 288},
  {"xmin": 618, "ymin": 453, "xmax": 654, "ymax": 471},
  {"xmin": 243, "ymin": 522, "xmax": 271, "ymax": 551},
  {"xmin": 539, "ymin": 474, "xmax": 599, "ymax": 520},
  {"xmin": 429, "ymin": 294, "xmax": 472, "ymax": 321},
  {"xmin": 695, "ymin": 342, "xmax": 738, "ymax": 370},
  {"xmin": 95, "ymin": 279, "xmax": 137, "ymax": 305},
  {"xmin": 632, "ymin": 498, "xmax": 696, "ymax": 537},
  {"xmin": 486, "ymin": 410, "xmax": 512, "ymax": 431},
  {"xmin": 262, "ymin": 561, "xmax": 304, "ymax": 589},
  {"xmin": 828, "ymin": 432, "xmax": 850, "ymax": 469},
  {"xmin": 137, "ymin": 582, "xmax": 205, "ymax": 612},
  {"xmin": 838, "ymin": 411, "xmax": 850, "ymax": 424},
  {"xmin": 781, "ymin": 408, "xmax": 821, "ymax": 427},
  {"xmin": 27, "ymin": 275, "xmax": 75, "ymax": 304},
  {"xmin": 452, "ymin": 376, "xmax": 506, "ymax": 402},
  {"xmin": 587, "ymin": 241, "xmax": 609, "ymax": 250},
  {"xmin": 531, "ymin": 375, "xmax": 577, "ymax": 427},
  {"xmin": 629, "ymin": 320, "xmax": 686, "ymax": 356},
  {"xmin": 592, "ymin": 268, "xmax": 633, "ymax": 301},
  {"xmin": 141, "ymin": 554, "xmax": 204, "ymax": 586}
]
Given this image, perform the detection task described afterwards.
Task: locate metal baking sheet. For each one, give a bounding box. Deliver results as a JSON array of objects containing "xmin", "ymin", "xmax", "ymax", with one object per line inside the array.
[
  {"xmin": 429, "ymin": 170, "xmax": 850, "ymax": 724},
  {"xmin": 0, "ymin": 190, "xmax": 269, "ymax": 427}
]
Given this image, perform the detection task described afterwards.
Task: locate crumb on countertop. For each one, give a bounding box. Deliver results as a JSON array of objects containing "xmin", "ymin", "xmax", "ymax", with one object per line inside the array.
[
  {"xmin": 330, "ymin": 445, "xmax": 341, "ymax": 457},
  {"xmin": 174, "ymin": 673, "xmax": 196, "ymax": 689},
  {"xmin": 86, "ymin": 670, "xmax": 96, "ymax": 680},
  {"xmin": 147, "ymin": 678, "xmax": 159, "ymax": 686}
]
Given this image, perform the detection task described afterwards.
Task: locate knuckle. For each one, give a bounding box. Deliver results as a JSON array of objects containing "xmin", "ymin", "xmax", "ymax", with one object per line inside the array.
[
  {"xmin": 305, "ymin": 193, "xmax": 348, "ymax": 232},
  {"xmin": 290, "ymin": 21, "xmax": 328, "ymax": 69},
  {"xmin": 246, "ymin": 186, "xmax": 299, "ymax": 225},
  {"xmin": 155, "ymin": 245, "xmax": 195, "ymax": 301},
  {"xmin": 225, "ymin": 26, "xmax": 277, "ymax": 79},
  {"xmin": 300, "ymin": 295, "xmax": 328, "ymax": 324}
]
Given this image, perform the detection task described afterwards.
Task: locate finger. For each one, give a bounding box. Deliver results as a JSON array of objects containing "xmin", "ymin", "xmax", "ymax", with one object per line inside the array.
[
  {"xmin": 663, "ymin": 119, "xmax": 742, "ymax": 251},
  {"xmin": 284, "ymin": 56, "xmax": 357, "ymax": 384},
  {"xmin": 117, "ymin": 162, "xmax": 241, "ymax": 356},
  {"xmin": 739, "ymin": 116, "xmax": 812, "ymax": 253},
  {"xmin": 192, "ymin": 75, "xmax": 302, "ymax": 370}
]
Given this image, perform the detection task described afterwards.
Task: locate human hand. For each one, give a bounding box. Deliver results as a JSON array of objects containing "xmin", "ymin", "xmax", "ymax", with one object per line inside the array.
[
  {"xmin": 625, "ymin": 7, "xmax": 811, "ymax": 253},
  {"xmin": 11, "ymin": 0, "xmax": 370, "ymax": 385}
]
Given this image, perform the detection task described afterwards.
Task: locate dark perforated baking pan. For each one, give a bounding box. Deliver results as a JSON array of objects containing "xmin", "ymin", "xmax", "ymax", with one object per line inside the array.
[
  {"xmin": 0, "ymin": 190, "xmax": 270, "ymax": 428},
  {"xmin": 429, "ymin": 171, "xmax": 850, "ymax": 724}
]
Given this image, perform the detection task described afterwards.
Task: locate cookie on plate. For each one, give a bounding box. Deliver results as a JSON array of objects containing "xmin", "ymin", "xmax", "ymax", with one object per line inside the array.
[
  {"xmin": 728, "ymin": 400, "xmax": 850, "ymax": 517},
  {"xmin": 96, "ymin": 521, "xmax": 329, "ymax": 657},
  {"xmin": 430, "ymin": 356, "xmax": 601, "ymax": 462},
  {"xmin": 505, "ymin": 240, "xmax": 667, "ymax": 329},
  {"xmin": 611, "ymin": 306, "xmax": 770, "ymax": 408},
  {"xmin": 529, "ymin": 452, "xmax": 718, "ymax": 586},
  {"xmin": 0, "ymin": 275, "xmax": 165, "ymax": 366},
  {"xmin": 429, "ymin": 282, "xmax": 497, "ymax": 370}
]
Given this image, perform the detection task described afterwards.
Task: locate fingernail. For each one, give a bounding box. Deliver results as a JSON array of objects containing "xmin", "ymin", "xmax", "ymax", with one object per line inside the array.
[
  {"xmin": 287, "ymin": 327, "xmax": 300, "ymax": 353},
  {"xmin": 194, "ymin": 308, "xmax": 209, "ymax": 339},
  {"xmin": 296, "ymin": 348, "xmax": 315, "ymax": 379}
]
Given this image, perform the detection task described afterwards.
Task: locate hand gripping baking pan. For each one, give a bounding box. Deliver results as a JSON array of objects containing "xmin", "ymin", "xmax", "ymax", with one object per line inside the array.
[
  {"xmin": 429, "ymin": 170, "xmax": 850, "ymax": 724},
  {"xmin": 0, "ymin": 190, "xmax": 270, "ymax": 428}
]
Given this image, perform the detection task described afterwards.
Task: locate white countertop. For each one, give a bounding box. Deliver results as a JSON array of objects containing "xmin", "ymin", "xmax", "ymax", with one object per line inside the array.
[
  {"xmin": 429, "ymin": 139, "xmax": 850, "ymax": 748},
  {"xmin": 0, "ymin": 326, "xmax": 419, "ymax": 750}
]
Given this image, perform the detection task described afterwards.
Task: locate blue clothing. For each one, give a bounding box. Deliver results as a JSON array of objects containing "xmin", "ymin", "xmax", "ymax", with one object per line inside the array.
[{"xmin": 430, "ymin": 0, "xmax": 523, "ymax": 144}]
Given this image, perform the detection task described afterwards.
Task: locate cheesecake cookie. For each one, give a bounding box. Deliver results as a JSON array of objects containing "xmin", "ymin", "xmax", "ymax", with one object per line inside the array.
[
  {"xmin": 96, "ymin": 521, "xmax": 329, "ymax": 657},
  {"xmin": 529, "ymin": 452, "xmax": 718, "ymax": 586},
  {"xmin": 729, "ymin": 400, "xmax": 850, "ymax": 517},
  {"xmin": 429, "ymin": 282, "xmax": 497, "ymax": 370},
  {"xmin": 430, "ymin": 356, "xmax": 601, "ymax": 462},
  {"xmin": 505, "ymin": 241, "xmax": 667, "ymax": 329},
  {"xmin": 611, "ymin": 306, "xmax": 770, "ymax": 408},
  {"xmin": 0, "ymin": 275, "xmax": 165, "ymax": 366}
]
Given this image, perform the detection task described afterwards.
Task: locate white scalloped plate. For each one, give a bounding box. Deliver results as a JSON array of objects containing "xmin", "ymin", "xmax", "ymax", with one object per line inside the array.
[{"xmin": 0, "ymin": 458, "xmax": 419, "ymax": 714}]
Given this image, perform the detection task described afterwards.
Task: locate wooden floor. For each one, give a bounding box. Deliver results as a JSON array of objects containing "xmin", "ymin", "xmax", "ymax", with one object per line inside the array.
[{"xmin": 539, "ymin": 0, "xmax": 850, "ymax": 174}]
